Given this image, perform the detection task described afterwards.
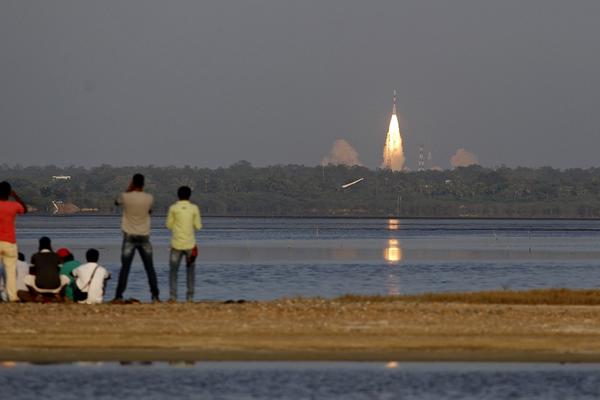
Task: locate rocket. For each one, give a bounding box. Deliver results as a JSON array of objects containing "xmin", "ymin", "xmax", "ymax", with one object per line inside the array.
[{"xmin": 381, "ymin": 89, "xmax": 405, "ymax": 171}]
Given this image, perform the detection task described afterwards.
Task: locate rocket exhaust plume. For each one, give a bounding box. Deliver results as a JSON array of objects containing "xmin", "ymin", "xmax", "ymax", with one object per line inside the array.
[
  {"xmin": 322, "ymin": 139, "xmax": 362, "ymax": 166},
  {"xmin": 382, "ymin": 90, "xmax": 405, "ymax": 171}
]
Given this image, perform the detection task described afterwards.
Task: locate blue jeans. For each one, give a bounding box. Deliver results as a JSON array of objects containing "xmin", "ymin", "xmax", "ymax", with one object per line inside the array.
[
  {"xmin": 115, "ymin": 233, "xmax": 159, "ymax": 299},
  {"xmin": 169, "ymin": 248, "xmax": 195, "ymax": 301}
]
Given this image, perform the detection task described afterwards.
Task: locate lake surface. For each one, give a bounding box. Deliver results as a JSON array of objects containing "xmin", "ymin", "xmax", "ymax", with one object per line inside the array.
[
  {"xmin": 5, "ymin": 218, "xmax": 600, "ymax": 399},
  {"xmin": 1, "ymin": 362, "xmax": 599, "ymax": 400},
  {"xmin": 9, "ymin": 216, "xmax": 600, "ymax": 301}
]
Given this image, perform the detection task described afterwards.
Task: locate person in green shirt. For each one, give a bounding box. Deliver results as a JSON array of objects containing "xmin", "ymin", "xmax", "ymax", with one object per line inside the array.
[
  {"xmin": 57, "ymin": 247, "xmax": 81, "ymax": 302},
  {"xmin": 166, "ymin": 186, "xmax": 201, "ymax": 302}
]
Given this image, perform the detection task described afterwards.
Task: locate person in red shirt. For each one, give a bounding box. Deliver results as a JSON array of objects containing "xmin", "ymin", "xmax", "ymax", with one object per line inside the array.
[{"xmin": 0, "ymin": 181, "xmax": 27, "ymax": 302}]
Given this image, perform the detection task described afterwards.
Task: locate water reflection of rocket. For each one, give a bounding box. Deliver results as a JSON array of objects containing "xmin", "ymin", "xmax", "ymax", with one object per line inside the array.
[
  {"xmin": 384, "ymin": 235, "xmax": 402, "ymax": 295},
  {"xmin": 384, "ymin": 239, "xmax": 402, "ymax": 263}
]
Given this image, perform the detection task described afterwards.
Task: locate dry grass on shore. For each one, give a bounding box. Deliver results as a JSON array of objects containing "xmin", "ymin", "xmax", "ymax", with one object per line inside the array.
[{"xmin": 337, "ymin": 288, "xmax": 600, "ymax": 305}]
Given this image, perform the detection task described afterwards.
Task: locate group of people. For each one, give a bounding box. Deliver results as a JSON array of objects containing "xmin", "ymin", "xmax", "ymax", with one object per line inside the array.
[
  {"xmin": 0, "ymin": 238, "xmax": 110, "ymax": 304},
  {"xmin": 0, "ymin": 173, "xmax": 202, "ymax": 304}
]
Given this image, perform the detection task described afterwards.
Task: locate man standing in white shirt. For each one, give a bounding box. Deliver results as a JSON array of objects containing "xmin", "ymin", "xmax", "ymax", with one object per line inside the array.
[{"xmin": 72, "ymin": 248, "xmax": 110, "ymax": 304}]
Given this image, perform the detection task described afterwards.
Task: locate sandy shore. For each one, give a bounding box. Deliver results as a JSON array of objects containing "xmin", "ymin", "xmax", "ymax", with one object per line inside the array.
[{"xmin": 2, "ymin": 296, "xmax": 600, "ymax": 362}]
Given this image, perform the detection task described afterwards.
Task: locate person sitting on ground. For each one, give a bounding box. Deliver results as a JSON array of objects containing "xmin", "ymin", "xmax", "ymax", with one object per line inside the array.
[
  {"xmin": 15, "ymin": 252, "xmax": 32, "ymax": 302},
  {"xmin": 24, "ymin": 237, "xmax": 70, "ymax": 302},
  {"xmin": 72, "ymin": 248, "xmax": 111, "ymax": 304},
  {"xmin": 0, "ymin": 253, "xmax": 28, "ymax": 301},
  {"xmin": 57, "ymin": 247, "xmax": 81, "ymax": 302},
  {"xmin": 0, "ymin": 252, "xmax": 27, "ymax": 301}
]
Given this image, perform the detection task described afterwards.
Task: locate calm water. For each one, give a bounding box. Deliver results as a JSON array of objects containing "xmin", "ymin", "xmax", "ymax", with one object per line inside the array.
[
  {"xmin": 1, "ymin": 362, "xmax": 599, "ymax": 399},
  {"xmin": 8, "ymin": 216, "xmax": 600, "ymax": 301},
  {"xmin": 5, "ymin": 218, "xmax": 600, "ymax": 399}
]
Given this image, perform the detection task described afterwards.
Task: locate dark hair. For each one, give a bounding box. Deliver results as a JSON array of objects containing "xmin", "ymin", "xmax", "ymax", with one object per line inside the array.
[
  {"xmin": 86, "ymin": 248, "xmax": 100, "ymax": 263},
  {"xmin": 39, "ymin": 236, "xmax": 52, "ymax": 251},
  {"xmin": 63, "ymin": 253, "xmax": 74, "ymax": 262},
  {"xmin": 177, "ymin": 186, "xmax": 192, "ymax": 200},
  {"xmin": 18, "ymin": 252, "xmax": 25, "ymax": 262},
  {"xmin": 132, "ymin": 173, "xmax": 145, "ymax": 188},
  {"xmin": 0, "ymin": 181, "xmax": 11, "ymax": 199}
]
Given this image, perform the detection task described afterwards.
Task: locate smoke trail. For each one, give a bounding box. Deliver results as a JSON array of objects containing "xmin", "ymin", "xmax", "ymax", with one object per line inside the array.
[
  {"xmin": 450, "ymin": 148, "xmax": 479, "ymax": 168},
  {"xmin": 322, "ymin": 139, "xmax": 362, "ymax": 166}
]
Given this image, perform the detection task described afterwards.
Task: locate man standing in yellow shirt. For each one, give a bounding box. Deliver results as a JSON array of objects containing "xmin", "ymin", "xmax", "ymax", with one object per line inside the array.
[{"xmin": 166, "ymin": 186, "xmax": 202, "ymax": 302}]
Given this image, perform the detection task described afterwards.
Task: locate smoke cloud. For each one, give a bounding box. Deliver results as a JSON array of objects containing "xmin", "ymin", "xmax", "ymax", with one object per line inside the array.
[
  {"xmin": 450, "ymin": 148, "xmax": 479, "ymax": 168},
  {"xmin": 322, "ymin": 139, "xmax": 362, "ymax": 166}
]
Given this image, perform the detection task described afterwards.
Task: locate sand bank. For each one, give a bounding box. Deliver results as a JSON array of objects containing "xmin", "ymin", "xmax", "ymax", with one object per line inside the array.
[{"xmin": 2, "ymin": 293, "xmax": 600, "ymax": 362}]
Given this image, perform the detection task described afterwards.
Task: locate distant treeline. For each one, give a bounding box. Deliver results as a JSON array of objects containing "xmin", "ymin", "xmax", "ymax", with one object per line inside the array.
[{"xmin": 2, "ymin": 162, "xmax": 600, "ymax": 218}]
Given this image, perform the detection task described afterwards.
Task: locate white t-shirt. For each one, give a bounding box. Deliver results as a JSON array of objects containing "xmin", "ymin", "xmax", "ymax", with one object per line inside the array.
[
  {"xmin": 16, "ymin": 259, "xmax": 30, "ymax": 292},
  {"xmin": 72, "ymin": 262, "xmax": 111, "ymax": 304}
]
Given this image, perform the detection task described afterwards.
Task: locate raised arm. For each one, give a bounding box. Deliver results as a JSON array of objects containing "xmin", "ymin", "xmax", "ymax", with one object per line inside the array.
[
  {"xmin": 11, "ymin": 190, "xmax": 28, "ymax": 214},
  {"xmin": 114, "ymin": 192, "xmax": 123, "ymax": 207}
]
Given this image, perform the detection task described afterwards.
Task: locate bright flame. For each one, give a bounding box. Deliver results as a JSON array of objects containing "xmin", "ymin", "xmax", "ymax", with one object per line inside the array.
[
  {"xmin": 382, "ymin": 107, "xmax": 405, "ymax": 171},
  {"xmin": 388, "ymin": 218, "xmax": 400, "ymax": 230},
  {"xmin": 383, "ymin": 239, "xmax": 403, "ymax": 263}
]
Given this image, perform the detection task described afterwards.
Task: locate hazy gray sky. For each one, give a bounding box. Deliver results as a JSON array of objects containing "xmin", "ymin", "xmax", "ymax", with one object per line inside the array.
[{"xmin": 1, "ymin": 1, "xmax": 599, "ymax": 169}]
